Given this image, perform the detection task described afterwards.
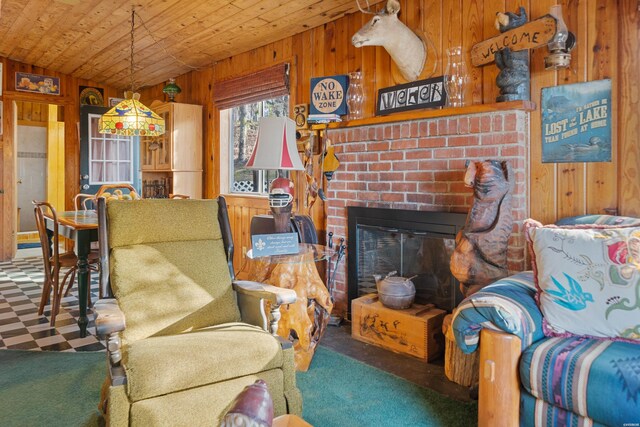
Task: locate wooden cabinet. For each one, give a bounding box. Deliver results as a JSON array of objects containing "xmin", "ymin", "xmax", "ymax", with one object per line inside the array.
[{"xmin": 141, "ymin": 102, "xmax": 203, "ymax": 198}]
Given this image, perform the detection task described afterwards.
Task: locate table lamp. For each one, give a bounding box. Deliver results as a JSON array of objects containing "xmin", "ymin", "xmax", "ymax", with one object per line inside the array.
[{"xmin": 246, "ymin": 116, "xmax": 305, "ymax": 233}]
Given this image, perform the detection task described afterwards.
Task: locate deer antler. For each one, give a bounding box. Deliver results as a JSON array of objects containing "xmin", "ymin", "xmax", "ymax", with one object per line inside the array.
[{"xmin": 356, "ymin": 0, "xmax": 376, "ymax": 15}]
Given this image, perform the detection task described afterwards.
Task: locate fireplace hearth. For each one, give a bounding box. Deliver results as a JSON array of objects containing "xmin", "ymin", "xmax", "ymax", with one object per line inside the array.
[{"xmin": 347, "ymin": 206, "xmax": 467, "ymax": 313}]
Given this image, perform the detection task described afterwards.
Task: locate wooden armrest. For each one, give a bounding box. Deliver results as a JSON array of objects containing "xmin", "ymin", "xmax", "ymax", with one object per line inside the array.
[
  {"xmin": 233, "ymin": 280, "xmax": 297, "ymax": 305},
  {"xmin": 94, "ymin": 299, "xmax": 126, "ymax": 371},
  {"xmin": 233, "ymin": 280, "xmax": 297, "ymax": 335},
  {"xmin": 94, "ymin": 298, "xmax": 126, "ymax": 337},
  {"xmin": 478, "ymin": 329, "xmax": 521, "ymax": 427}
]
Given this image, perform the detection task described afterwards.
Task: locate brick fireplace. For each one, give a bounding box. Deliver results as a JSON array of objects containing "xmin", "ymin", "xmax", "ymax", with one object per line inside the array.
[{"xmin": 324, "ymin": 109, "xmax": 530, "ymax": 316}]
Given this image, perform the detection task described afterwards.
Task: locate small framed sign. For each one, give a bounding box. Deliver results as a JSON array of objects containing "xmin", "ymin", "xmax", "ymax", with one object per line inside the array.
[
  {"xmin": 15, "ymin": 72, "xmax": 60, "ymax": 95},
  {"xmin": 109, "ymin": 97, "xmax": 125, "ymax": 107},
  {"xmin": 310, "ymin": 75, "xmax": 348, "ymax": 116},
  {"xmin": 376, "ymin": 76, "xmax": 447, "ymax": 115},
  {"xmin": 251, "ymin": 233, "xmax": 300, "ymax": 257},
  {"xmin": 79, "ymin": 86, "xmax": 104, "ymax": 106}
]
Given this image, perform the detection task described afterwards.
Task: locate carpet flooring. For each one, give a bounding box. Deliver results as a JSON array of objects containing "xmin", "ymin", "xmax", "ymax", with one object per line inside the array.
[
  {"xmin": 0, "ymin": 349, "xmax": 104, "ymax": 427},
  {"xmin": 0, "ymin": 346, "xmax": 477, "ymax": 427},
  {"xmin": 298, "ymin": 347, "xmax": 477, "ymax": 427}
]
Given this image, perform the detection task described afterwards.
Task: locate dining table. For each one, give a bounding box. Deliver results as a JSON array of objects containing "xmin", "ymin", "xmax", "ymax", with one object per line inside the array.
[{"xmin": 44, "ymin": 209, "xmax": 98, "ymax": 338}]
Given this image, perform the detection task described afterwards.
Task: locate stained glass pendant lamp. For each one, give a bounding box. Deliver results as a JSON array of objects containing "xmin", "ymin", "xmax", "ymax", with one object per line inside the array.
[{"xmin": 98, "ymin": 8, "xmax": 165, "ymax": 136}]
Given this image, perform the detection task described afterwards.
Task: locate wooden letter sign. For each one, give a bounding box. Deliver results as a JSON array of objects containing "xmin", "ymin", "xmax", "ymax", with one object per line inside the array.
[
  {"xmin": 471, "ymin": 15, "xmax": 557, "ymax": 66},
  {"xmin": 376, "ymin": 76, "xmax": 446, "ymax": 116}
]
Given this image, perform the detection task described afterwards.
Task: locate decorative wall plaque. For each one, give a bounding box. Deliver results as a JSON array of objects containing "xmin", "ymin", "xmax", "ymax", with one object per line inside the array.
[
  {"xmin": 541, "ymin": 79, "xmax": 611, "ymax": 163},
  {"xmin": 376, "ymin": 76, "xmax": 446, "ymax": 115},
  {"xmin": 15, "ymin": 72, "xmax": 60, "ymax": 95},
  {"xmin": 310, "ymin": 75, "xmax": 348, "ymax": 115}
]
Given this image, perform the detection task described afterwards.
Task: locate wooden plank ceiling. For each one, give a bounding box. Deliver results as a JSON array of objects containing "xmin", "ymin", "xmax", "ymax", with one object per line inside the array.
[{"xmin": 0, "ymin": 0, "xmax": 384, "ymax": 90}]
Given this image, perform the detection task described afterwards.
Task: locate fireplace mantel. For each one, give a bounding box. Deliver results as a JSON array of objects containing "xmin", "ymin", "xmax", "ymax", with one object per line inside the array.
[{"xmin": 324, "ymin": 100, "xmax": 536, "ymax": 129}]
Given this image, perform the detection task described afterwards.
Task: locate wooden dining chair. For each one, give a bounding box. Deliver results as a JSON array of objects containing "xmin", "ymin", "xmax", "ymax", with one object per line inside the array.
[
  {"xmin": 74, "ymin": 193, "xmax": 97, "ymax": 210},
  {"xmin": 33, "ymin": 201, "xmax": 97, "ymax": 326},
  {"xmin": 96, "ymin": 183, "xmax": 140, "ymax": 200}
]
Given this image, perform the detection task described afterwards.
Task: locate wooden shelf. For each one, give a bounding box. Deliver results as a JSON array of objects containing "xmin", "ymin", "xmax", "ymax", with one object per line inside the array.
[{"xmin": 324, "ymin": 100, "xmax": 537, "ymax": 129}]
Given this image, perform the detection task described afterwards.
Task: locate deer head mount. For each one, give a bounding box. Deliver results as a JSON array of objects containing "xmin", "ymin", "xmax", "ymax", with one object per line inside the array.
[{"xmin": 351, "ymin": 0, "xmax": 426, "ymax": 82}]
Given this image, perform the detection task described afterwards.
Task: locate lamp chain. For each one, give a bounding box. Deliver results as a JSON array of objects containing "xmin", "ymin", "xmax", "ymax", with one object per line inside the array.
[{"xmin": 130, "ymin": 8, "xmax": 135, "ymax": 93}]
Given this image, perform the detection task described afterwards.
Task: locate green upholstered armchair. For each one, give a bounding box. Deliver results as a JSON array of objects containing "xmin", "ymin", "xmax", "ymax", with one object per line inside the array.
[{"xmin": 93, "ymin": 197, "xmax": 303, "ymax": 426}]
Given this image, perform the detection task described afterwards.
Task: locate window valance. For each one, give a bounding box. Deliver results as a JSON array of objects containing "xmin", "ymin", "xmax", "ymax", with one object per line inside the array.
[{"xmin": 213, "ymin": 63, "xmax": 289, "ymax": 110}]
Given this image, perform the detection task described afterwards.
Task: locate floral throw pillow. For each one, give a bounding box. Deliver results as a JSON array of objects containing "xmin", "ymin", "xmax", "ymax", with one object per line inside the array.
[{"xmin": 525, "ymin": 219, "xmax": 640, "ymax": 341}]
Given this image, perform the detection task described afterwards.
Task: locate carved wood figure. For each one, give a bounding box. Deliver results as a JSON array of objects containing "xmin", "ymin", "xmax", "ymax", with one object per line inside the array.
[
  {"xmin": 494, "ymin": 7, "xmax": 531, "ymax": 102},
  {"xmin": 351, "ymin": 0, "xmax": 426, "ymax": 82},
  {"xmin": 248, "ymin": 251, "xmax": 333, "ymax": 371},
  {"xmin": 451, "ymin": 160, "xmax": 513, "ymax": 297}
]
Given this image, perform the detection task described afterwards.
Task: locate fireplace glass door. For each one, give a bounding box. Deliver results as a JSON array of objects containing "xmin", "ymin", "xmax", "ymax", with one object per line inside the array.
[{"xmin": 356, "ymin": 224, "xmax": 459, "ymax": 311}]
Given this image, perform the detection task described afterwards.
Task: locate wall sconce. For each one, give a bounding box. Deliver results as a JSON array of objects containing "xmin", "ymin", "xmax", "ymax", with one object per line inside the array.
[
  {"xmin": 162, "ymin": 78, "xmax": 181, "ymax": 102},
  {"xmin": 545, "ymin": 5, "xmax": 576, "ymax": 70}
]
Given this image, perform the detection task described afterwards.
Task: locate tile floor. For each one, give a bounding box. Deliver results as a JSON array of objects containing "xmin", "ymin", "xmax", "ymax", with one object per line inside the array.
[{"xmin": 0, "ymin": 252, "xmax": 105, "ymax": 352}]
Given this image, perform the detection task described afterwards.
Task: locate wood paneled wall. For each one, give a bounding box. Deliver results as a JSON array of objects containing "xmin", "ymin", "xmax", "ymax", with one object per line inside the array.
[
  {"xmin": 0, "ymin": 57, "xmax": 120, "ymax": 260},
  {"xmin": 15, "ymin": 101, "xmax": 49, "ymax": 125},
  {"xmin": 139, "ymin": 0, "xmax": 640, "ymax": 264},
  {"xmin": 3, "ymin": 1, "xmax": 633, "ymax": 261}
]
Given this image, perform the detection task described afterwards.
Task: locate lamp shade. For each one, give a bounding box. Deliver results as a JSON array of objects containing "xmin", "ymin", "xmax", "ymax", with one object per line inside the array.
[
  {"xmin": 98, "ymin": 92, "xmax": 165, "ymax": 136},
  {"xmin": 246, "ymin": 117, "xmax": 304, "ymax": 171}
]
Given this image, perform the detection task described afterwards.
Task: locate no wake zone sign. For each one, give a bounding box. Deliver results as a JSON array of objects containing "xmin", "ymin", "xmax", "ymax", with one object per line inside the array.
[{"xmin": 376, "ymin": 76, "xmax": 447, "ymax": 115}]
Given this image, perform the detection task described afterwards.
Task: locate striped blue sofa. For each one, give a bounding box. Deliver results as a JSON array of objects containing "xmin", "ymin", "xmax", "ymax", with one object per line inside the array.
[{"xmin": 451, "ymin": 215, "xmax": 640, "ymax": 427}]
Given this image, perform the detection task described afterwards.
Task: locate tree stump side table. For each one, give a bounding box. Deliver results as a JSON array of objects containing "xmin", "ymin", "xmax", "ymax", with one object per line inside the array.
[
  {"xmin": 442, "ymin": 313, "xmax": 480, "ymax": 387},
  {"xmin": 244, "ymin": 244, "xmax": 334, "ymax": 371}
]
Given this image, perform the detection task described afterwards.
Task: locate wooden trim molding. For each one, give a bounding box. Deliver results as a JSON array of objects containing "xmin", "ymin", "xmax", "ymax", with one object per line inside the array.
[{"xmin": 327, "ymin": 100, "xmax": 536, "ymax": 129}]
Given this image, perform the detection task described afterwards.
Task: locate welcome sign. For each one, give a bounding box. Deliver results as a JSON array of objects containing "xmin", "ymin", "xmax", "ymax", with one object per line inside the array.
[
  {"xmin": 310, "ymin": 75, "xmax": 348, "ymax": 115},
  {"xmin": 376, "ymin": 76, "xmax": 447, "ymax": 115}
]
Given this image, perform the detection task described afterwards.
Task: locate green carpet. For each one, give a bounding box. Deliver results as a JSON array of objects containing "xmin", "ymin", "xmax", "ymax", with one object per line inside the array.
[
  {"xmin": 0, "ymin": 349, "xmax": 104, "ymax": 427},
  {"xmin": 0, "ymin": 347, "xmax": 477, "ymax": 427},
  {"xmin": 298, "ymin": 347, "xmax": 477, "ymax": 427}
]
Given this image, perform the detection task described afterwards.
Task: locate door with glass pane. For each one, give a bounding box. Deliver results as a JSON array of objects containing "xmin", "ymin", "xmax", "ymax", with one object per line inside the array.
[{"xmin": 79, "ymin": 105, "xmax": 140, "ymax": 195}]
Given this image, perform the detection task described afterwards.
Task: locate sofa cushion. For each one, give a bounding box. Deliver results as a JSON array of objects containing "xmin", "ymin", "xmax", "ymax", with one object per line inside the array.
[
  {"xmin": 520, "ymin": 391, "xmax": 607, "ymax": 427},
  {"xmin": 110, "ymin": 239, "xmax": 241, "ymax": 344},
  {"xmin": 123, "ymin": 323, "xmax": 285, "ymax": 401},
  {"xmin": 519, "ymin": 336, "xmax": 640, "ymax": 426},
  {"xmin": 555, "ymin": 214, "xmax": 640, "ymax": 227},
  {"xmin": 129, "ymin": 369, "xmax": 288, "ymax": 427},
  {"xmin": 525, "ymin": 219, "xmax": 640, "ymax": 341}
]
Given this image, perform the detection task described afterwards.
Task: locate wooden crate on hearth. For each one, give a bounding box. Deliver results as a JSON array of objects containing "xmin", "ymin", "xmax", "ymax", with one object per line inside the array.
[{"xmin": 351, "ymin": 294, "xmax": 445, "ymax": 361}]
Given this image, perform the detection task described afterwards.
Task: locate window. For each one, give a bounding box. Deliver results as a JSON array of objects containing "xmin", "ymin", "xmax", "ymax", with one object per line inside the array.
[
  {"xmin": 88, "ymin": 113, "xmax": 134, "ymax": 185},
  {"xmin": 226, "ymin": 95, "xmax": 289, "ymax": 195}
]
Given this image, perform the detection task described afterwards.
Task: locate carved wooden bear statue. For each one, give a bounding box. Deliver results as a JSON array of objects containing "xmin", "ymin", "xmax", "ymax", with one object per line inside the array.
[
  {"xmin": 494, "ymin": 7, "xmax": 531, "ymax": 102},
  {"xmin": 451, "ymin": 160, "xmax": 513, "ymax": 297}
]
